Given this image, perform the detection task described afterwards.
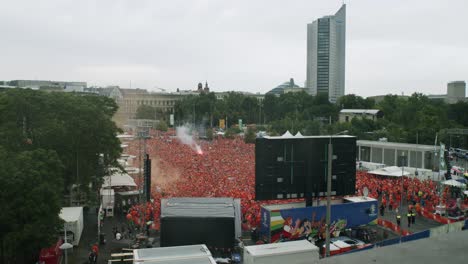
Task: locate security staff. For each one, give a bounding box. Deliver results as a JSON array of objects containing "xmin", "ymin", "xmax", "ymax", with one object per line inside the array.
[
  {"xmin": 411, "ymin": 210, "xmax": 416, "ymax": 224},
  {"xmin": 407, "ymin": 211, "xmax": 412, "ymax": 227},
  {"xmin": 396, "ymin": 214, "xmax": 401, "ymax": 226}
]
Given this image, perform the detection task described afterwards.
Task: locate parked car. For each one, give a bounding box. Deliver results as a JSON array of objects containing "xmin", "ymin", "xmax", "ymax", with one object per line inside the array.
[
  {"xmin": 321, "ymin": 236, "xmax": 366, "ymax": 256},
  {"xmin": 331, "ymin": 236, "xmax": 365, "ymax": 247}
]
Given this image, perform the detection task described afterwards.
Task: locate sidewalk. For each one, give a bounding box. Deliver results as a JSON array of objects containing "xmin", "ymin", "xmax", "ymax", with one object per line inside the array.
[
  {"xmin": 378, "ymin": 199, "xmax": 441, "ymax": 234},
  {"xmin": 69, "ymin": 207, "xmax": 155, "ymax": 264}
]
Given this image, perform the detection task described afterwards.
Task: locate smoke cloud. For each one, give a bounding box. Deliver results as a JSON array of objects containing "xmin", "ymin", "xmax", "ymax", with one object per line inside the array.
[{"xmin": 176, "ymin": 126, "xmax": 203, "ymax": 154}]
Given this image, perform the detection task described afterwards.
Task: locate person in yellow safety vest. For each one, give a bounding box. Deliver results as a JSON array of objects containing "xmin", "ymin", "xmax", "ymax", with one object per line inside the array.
[
  {"xmin": 411, "ymin": 211, "xmax": 416, "ymax": 224},
  {"xmin": 407, "ymin": 211, "xmax": 412, "ymax": 227},
  {"xmin": 396, "ymin": 214, "xmax": 401, "ymax": 226}
]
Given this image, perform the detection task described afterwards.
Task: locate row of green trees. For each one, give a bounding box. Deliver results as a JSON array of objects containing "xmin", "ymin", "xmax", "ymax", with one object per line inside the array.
[
  {"xmin": 172, "ymin": 91, "xmax": 468, "ymax": 146},
  {"xmin": 0, "ymin": 89, "xmax": 122, "ymax": 263}
]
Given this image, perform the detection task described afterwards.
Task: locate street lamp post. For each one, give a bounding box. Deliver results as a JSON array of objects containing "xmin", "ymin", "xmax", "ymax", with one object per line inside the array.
[
  {"xmin": 325, "ymin": 130, "xmax": 348, "ymax": 257},
  {"xmin": 59, "ymin": 224, "xmax": 73, "ymax": 264},
  {"xmin": 398, "ymin": 152, "xmax": 407, "ymax": 242},
  {"xmin": 325, "ymin": 138, "xmax": 333, "ymax": 257}
]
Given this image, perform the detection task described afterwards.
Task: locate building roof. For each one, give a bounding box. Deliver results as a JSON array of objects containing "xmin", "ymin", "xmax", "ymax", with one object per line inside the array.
[
  {"xmin": 102, "ymin": 171, "xmax": 137, "ymax": 188},
  {"xmin": 59, "ymin": 207, "xmax": 83, "ymax": 223},
  {"xmin": 266, "ymin": 78, "xmax": 303, "ymax": 95},
  {"xmin": 264, "ymin": 135, "xmax": 355, "ymax": 140},
  {"xmin": 340, "ymin": 109, "xmax": 381, "ymax": 115},
  {"xmin": 161, "ymin": 197, "xmax": 237, "ymax": 218},
  {"xmin": 119, "ymin": 88, "xmax": 148, "ymax": 95},
  {"xmin": 357, "ymin": 140, "xmax": 440, "ymax": 152},
  {"xmin": 368, "ymin": 166, "xmax": 412, "ymax": 177}
]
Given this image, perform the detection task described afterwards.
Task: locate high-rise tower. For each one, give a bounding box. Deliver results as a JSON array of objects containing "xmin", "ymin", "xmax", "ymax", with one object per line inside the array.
[{"xmin": 306, "ymin": 5, "xmax": 346, "ymax": 103}]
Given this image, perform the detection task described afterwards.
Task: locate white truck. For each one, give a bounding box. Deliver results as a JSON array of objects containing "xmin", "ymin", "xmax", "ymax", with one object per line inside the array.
[{"xmin": 243, "ymin": 240, "xmax": 320, "ymax": 264}]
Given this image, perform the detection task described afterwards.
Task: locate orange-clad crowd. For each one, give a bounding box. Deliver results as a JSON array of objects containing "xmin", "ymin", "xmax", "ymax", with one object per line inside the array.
[
  {"xmin": 122, "ymin": 130, "xmax": 466, "ymax": 230},
  {"xmin": 125, "ymin": 130, "xmax": 302, "ymax": 230}
]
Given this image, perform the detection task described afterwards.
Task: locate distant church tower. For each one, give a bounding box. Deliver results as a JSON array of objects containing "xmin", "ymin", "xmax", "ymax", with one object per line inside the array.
[
  {"xmin": 197, "ymin": 82, "xmax": 203, "ymax": 93},
  {"xmin": 204, "ymin": 81, "xmax": 210, "ymax": 93}
]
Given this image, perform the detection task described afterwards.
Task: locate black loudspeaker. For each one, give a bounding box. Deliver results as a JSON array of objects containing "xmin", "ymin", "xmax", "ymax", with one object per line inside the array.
[{"xmin": 255, "ymin": 136, "xmax": 356, "ymax": 201}]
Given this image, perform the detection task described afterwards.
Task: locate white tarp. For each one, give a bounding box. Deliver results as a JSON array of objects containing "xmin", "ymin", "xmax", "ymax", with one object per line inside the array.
[
  {"xmin": 117, "ymin": 134, "xmax": 134, "ymax": 139},
  {"xmin": 295, "ymin": 132, "xmax": 304, "ymax": 137},
  {"xmin": 368, "ymin": 166, "xmax": 411, "ymax": 177},
  {"xmin": 281, "ymin": 130, "xmax": 293, "ymax": 138},
  {"xmin": 102, "ymin": 172, "xmax": 136, "ymax": 188},
  {"xmin": 59, "ymin": 207, "xmax": 84, "ymax": 246},
  {"xmin": 442, "ymin": 179, "xmax": 466, "ymax": 188}
]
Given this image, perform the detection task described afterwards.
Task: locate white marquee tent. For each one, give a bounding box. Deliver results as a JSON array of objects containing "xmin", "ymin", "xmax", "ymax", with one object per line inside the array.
[
  {"xmin": 368, "ymin": 166, "xmax": 412, "ymax": 177},
  {"xmin": 442, "ymin": 179, "xmax": 466, "ymax": 188},
  {"xmin": 102, "ymin": 172, "xmax": 137, "ymax": 188}
]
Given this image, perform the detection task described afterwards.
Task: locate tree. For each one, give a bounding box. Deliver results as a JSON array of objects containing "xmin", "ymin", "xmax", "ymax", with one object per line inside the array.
[
  {"xmin": 337, "ymin": 94, "xmax": 375, "ymax": 109},
  {"xmin": 244, "ymin": 126, "xmax": 256, "ymax": 144},
  {"xmin": 136, "ymin": 105, "xmax": 157, "ymax": 119},
  {"xmin": 155, "ymin": 120, "xmax": 168, "ymax": 131},
  {"xmin": 206, "ymin": 128, "xmax": 214, "ymax": 140},
  {"xmin": 0, "ymin": 89, "xmax": 122, "ymax": 203},
  {"xmin": 0, "ymin": 148, "xmax": 64, "ymax": 263}
]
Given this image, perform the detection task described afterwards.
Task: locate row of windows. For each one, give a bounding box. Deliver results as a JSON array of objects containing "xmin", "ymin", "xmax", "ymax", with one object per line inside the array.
[
  {"xmin": 123, "ymin": 107, "xmax": 174, "ymax": 113},
  {"xmin": 124, "ymin": 100, "xmax": 176, "ymax": 106}
]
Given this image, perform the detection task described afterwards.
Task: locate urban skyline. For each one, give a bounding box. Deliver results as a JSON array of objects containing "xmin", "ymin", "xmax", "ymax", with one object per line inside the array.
[{"xmin": 1, "ymin": 0, "xmax": 467, "ymax": 97}]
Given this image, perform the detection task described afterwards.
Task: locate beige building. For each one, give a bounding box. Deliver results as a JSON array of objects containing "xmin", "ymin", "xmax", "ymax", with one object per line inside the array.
[
  {"xmin": 215, "ymin": 91, "xmax": 264, "ymax": 103},
  {"xmin": 339, "ymin": 109, "xmax": 383, "ymax": 123},
  {"xmin": 112, "ymin": 88, "xmax": 188, "ymax": 127},
  {"xmin": 446, "ymin": 81, "xmax": 466, "ymax": 104}
]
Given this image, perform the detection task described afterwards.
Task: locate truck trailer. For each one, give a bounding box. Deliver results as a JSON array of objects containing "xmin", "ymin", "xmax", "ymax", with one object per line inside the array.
[{"xmin": 243, "ymin": 240, "xmax": 320, "ymax": 264}]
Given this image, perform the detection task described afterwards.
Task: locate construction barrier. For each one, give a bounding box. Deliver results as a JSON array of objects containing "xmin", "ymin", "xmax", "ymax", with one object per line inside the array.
[
  {"xmin": 447, "ymin": 220, "xmax": 465, "ymax": 233},
  {"xmin": 429, "ymin": 224, "xmax": 449, "ymax": 237},
  {"xmin": 401, "ymin": 230, "xmax": 430, "ymax": 243},
  {"xmin": 377, "ymin": 218, "xmax": 411, "ymax": 236},
  {"xmin": 374, "ymin": 237, "xmax": 401, "ymax": 247},
  {"xmin": 341, "ymin": 244, "xmax": 375, "ymax": 255},
  {"xmin": 429, "ymin": 220, "xmax": 465, "ymax": 237},
  {"xmin": 419, "ymin": 207, "xmax": 457, "ymax": 225}
]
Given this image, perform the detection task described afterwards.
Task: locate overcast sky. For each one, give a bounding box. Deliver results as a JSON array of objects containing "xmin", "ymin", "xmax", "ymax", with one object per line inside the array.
[{"xmin": 1, "ymin": 0, "xmax": 467, "ymax": 97}]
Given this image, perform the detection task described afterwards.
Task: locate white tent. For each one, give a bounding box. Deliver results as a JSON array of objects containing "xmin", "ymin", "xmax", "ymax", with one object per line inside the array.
[
  {"xmin": 102, "ymin": 172, "xmax": 137, "ymax": 188},
  {"xmin": 295, "ymin": 132, "xmax": 304, "ymax": 137},
  {"xmin": 59, "ymin": 207, "xmax": 84, "ymax": 246},
  {"xmin": 442, "ymin": 179, "xmax": 466, "ymax": 188},
  {"xmin": 281, "ymin": 130, "xmax": 294, "ymax": 138},
  {"xmin": 368, "ymin": 166, "xmax": 411, "ymax": 177}
]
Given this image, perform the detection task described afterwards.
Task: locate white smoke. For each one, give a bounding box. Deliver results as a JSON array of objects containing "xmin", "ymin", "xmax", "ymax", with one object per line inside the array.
[{"xmin": 176, "ymin": 126, "xmax": 203, "ymax": 154}]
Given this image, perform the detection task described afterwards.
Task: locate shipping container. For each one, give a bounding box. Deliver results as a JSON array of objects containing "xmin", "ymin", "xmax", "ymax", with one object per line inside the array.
[
  {"xmin": 133, "ymin": 244, "xmax": 212, "ymax": 263},
  {"xmin": 243, "ymin": 240, "xmax": 320, "ymax": 264}
]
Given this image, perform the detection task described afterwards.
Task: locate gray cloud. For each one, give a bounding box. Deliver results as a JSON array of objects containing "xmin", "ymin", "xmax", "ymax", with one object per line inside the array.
[{"xmin": 1, "ymin": 0, "xmax": 467, "ymax": 96}]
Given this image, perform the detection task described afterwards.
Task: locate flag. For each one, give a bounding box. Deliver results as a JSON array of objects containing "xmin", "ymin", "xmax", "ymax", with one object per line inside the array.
[{"xmin": 439, "ymin": 143, "xmax": 446, "ymax": 171}]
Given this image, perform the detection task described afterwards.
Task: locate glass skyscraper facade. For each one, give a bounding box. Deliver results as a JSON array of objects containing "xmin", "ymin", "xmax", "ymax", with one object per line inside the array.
[{"xmin": 306, "ymin": 5, "xmax": 346, "ymax": 103}]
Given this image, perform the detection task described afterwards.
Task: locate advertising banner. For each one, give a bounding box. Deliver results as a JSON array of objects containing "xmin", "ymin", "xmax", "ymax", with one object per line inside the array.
[{"xmin": 260, "ymin": 200, "xmax": 378, "ymax": 243}]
